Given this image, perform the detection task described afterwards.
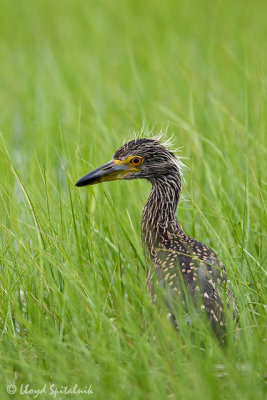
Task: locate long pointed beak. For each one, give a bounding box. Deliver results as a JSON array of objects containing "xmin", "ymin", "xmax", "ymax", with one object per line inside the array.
[{"xmin": 75, "ymin": 160, "xmax": 133, "ymax": 187}]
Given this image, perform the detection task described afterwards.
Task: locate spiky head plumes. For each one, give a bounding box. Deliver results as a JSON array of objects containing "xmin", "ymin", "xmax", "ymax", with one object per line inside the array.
[{"xmin": 113, "ymin": 137, "xmax": 182, "ymax": 183}]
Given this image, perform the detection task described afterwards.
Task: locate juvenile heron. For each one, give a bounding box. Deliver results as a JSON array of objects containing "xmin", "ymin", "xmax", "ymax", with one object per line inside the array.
[{"xmin": 76, "ymin": 137, "xmax": 237, "ymax": 339}]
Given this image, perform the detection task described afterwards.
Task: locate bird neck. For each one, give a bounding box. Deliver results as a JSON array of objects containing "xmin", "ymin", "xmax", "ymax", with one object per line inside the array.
[{"xmin": 142, "ymin": 175, "xmax": 183, "ymax": 253}]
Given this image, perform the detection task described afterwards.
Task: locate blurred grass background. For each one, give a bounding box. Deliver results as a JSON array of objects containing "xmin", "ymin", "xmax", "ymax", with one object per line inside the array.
[{"xmin": 0, "ymin": 0, "xmax": 266, "ymax": 399}]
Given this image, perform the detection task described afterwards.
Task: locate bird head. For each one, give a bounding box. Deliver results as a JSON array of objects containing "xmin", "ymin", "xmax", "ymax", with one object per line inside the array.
[{"xmin": 75, "ymin": 137, "xmax": 182, "ymax": 187}]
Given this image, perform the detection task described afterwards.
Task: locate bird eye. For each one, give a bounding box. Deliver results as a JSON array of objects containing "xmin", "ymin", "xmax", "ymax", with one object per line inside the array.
[{"xmin": 130, "ymin": 156, "xmax": 143, "ymax": 166}]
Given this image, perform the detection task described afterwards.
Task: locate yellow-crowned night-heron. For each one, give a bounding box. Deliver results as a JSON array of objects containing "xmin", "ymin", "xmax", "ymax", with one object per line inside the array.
[{"xmin": 76, "ymin": 137, "xmax": 237, "ymax": 339}]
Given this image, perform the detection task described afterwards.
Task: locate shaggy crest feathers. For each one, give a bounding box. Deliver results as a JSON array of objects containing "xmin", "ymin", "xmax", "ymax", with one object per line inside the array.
[{"xmin": 113, "ymin": 134, "xmax": 187, "ymax": 179}]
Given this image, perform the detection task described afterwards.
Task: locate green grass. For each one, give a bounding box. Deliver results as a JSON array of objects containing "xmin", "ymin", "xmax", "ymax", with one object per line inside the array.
[{"xmin": 0, "ymin": 0, "xmax": 266, "ymax": 398}]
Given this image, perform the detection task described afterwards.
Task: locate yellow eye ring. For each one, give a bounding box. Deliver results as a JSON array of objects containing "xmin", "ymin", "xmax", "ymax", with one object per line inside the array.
[{"xmin": 130, "ymin": 156, "xmax": 143, "ymax": 166}]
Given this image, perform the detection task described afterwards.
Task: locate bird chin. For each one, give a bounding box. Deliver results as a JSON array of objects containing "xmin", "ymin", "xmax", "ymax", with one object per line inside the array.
[{"xmin": 122, "ymin": 172, "xmax": 140, "ymax": 180}]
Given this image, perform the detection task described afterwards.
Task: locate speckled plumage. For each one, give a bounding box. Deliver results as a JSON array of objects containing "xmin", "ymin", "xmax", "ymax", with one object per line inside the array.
[
  {"xmin": 115, "ymin": 138, "xmax": 237, "ymax": 338},
  {"xmin": 142, "ymin": 174, "xmax": 234, "ymax": 337},
  {"xmin": 76, "ymin": 136, "xmax": 237, "ymax": 339}
]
